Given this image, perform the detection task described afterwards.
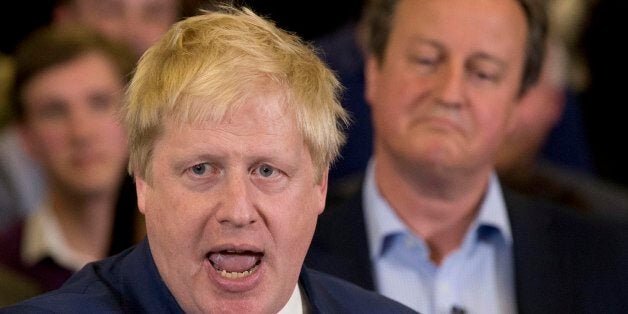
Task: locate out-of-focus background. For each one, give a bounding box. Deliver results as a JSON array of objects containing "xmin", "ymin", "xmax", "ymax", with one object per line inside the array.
[
  {"xmin": 2, "ymin": 0, "xmax": 627, "ymax": 189},
  {"xmin": 1, "ymin": 0, "xmax": 628, "ymax": 306}
]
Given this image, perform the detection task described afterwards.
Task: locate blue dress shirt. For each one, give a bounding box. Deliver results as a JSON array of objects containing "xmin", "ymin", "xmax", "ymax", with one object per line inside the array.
[{"xmin": 363, "ymin": 161, "xmax": 516, "ymax": 314}]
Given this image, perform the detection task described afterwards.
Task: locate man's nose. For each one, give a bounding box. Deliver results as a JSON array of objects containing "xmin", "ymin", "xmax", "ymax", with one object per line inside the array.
[
  {"xmin": 434, "ymin": 62, "xmax": 465, "ymax": 108},
  {"xmin": 67, "ymin": 108, "xmax": 97, "ymax": 141},
  {"xmin": 215, "ymin": 173, "xmax": 258, "ymax": 228}
]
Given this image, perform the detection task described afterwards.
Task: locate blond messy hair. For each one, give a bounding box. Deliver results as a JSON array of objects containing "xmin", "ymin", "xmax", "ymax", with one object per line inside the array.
[{"xmin": 123, "ymin": 6, "xmax": 349, "ymax": 183}]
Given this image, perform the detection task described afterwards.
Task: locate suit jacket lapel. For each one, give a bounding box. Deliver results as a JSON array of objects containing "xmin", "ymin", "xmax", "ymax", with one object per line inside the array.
[
  {"xmin": 505, "ymin": 189, "xmax": 575, "ymax": 314},
  {"xmin": 306, "ymin": 185, "xmax": 375, "ymax": 290}
]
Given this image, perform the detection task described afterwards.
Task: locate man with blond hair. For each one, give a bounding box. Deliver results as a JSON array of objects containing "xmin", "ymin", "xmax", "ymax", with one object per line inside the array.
[{"xmin": 2, "ymin": 6, "xmax": 416, "ymax": 313}]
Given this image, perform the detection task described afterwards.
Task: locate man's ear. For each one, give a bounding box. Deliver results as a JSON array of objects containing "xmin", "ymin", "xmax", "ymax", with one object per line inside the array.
[
  {"xmin": 316, "ymin": 167, "xmax": 329, "ymax": 215},
  {"xmin": 504, "ymin": 98, "xmax": 522, "ymax": 137},
  {"xmin": 135, "ymin": 174, "xmax": 148, "ymax": 215},
  {"xmin": 364, "ymin": 55, "xmax": 381, "ymax": 109},
  {"xmin": 546, "ymin": 88, "xmax": 567, "ymax": 126}
]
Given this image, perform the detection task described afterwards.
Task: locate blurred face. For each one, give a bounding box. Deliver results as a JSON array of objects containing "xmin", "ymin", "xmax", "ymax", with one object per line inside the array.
[
  {"xmin": 366, "ymin": 0, "xmax": 527, "ymax": 177},
  {"xmin": 496, "ymin": 45, "xmax": 565, "ymax": 172},
  {"xmin": 136, "ymin": 95, "xmax": 327, "ymax": 313},
  {"xmin": 61, "ymin": 0, "xmax": 178, "ymax": 56},
  {"xmin": 21, "ymin": 52, "xmax": 128, "ymax": 198}
]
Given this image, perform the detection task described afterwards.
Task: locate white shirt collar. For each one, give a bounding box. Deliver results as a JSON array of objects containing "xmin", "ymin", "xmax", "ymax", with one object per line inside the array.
[
  {"xmin": 277, "ymin": 284, "xmax": 308, "ymax": 314},
  {"xmin": 22, "ymin": 203, "xmax": 93, "ymax": 271}
]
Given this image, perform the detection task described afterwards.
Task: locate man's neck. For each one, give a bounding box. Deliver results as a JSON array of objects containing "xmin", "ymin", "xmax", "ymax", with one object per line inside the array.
[
  {"xmin": 374, "ymin": 157, "xmax": 490, "ymax": 265},
  {"xmin": 49, "ymin": 189, "xmax": 116, "ymax": 261}
]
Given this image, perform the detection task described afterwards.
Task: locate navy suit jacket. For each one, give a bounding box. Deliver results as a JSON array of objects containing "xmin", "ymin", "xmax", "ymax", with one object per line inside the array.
[
  {"xmin": 306, "ymin": 177, "xmax": 628, "ymax": 313},
  {"xmin": 2, "ymin": 238, "xmax": 416, "ymax": 313}
]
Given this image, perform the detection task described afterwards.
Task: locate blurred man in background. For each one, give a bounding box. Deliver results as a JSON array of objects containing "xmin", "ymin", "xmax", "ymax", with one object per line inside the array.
[{"xmin": 0, "ymin": 26, "xmax": 135, "ymax": 305}]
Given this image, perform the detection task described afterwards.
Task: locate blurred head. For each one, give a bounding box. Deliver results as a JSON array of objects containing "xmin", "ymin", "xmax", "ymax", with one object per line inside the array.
[
  {"xmin": 12, "ymin": 26, "xmax": 134, "ymax": 199},
  {"xmin": 54, "ymin": 0, "xmax": 180, "ymax": 56},
  {"xmin": 363, "ymin": 0, "xmax": 547, "ymax": 96},
  {"xmin": 123, "ymin": 7, "xmax": 348, "ymax": 313},
  {"xmin": 363, "ymin": 0, "xmax": 547, "ymax": 180},
  {"xmin": 496, "ymin": 37, "xmax": 567, "ymax": 173}
]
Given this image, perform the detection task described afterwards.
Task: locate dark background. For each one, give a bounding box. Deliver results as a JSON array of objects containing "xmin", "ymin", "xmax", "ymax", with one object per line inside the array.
[
  {"xmin": 0, "ymin": 0, "xmax": 365, "ymax": 54},
  {"xmin": 2, "ymin": 0, "xmax": 628, "ymax": 189}
]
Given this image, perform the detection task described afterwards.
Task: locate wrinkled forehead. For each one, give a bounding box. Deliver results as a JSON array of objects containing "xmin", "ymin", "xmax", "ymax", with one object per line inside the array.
[
  {"xmin": 393, "ymin": 0, "xmax": 528, "ymax": 67},
  {"xmin": 177, "ymin": 95, "xmax": 291, "ymax": 128},
  {"xmin": 23, "ymin": 51, "xmax": 124, "ymax": 106},
  {"xmin": 162, "ymin": 83, "xmax": 293, "ymax": 129},
  {"xmin": 155, "ymin": 94, "xmax": 309, "ymax": 166}
]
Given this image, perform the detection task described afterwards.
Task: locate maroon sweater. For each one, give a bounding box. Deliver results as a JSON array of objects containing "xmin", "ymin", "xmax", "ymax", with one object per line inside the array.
[{"xmin": 0, "ymin": 221, "xmax": 73, "ymax": 293}]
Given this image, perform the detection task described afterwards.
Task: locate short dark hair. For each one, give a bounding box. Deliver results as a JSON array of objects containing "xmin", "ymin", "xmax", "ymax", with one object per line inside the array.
[
  {"xmin": 362, "ymin": 0, "xmax": 548, "ymax": 96},
  {"xmin": 11, "ymin": 25, "xmax": 135, "ymax": 121}
]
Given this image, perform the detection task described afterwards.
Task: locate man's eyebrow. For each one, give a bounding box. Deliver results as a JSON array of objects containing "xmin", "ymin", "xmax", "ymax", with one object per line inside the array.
[
  {"xmin": 170, "ymin": 152, "xmax": 225, "ymax": 170},
  {"xmin": 407, "ymin": 36, "xmax": 444, "ymax": 50},
  {"xmin": 470, "ymin": 52, "xmax": 507, "ymax": 68}
]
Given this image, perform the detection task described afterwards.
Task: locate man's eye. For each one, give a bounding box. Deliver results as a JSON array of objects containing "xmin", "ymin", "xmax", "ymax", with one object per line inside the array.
[
  {"xmin": 89, "ymin": 92, "xmax": 117, "ymax": 112},
  {"xmin": 257, "ymin": 164, "xmax": 276, "ymax": 178},
  {"xmin": 191, "ymin": 163, "xmax": 210, "ymax": 176},
  {"xmin": 36, "ymin": 101, "xmax": 68, "ymax": 120},
  {"xmin": 474, "ymin": 70, "xmax": 499, "ymax": 82},
  {"xmin": 413, "ymin": 56, "xmax": 437, "ymax": 66}
]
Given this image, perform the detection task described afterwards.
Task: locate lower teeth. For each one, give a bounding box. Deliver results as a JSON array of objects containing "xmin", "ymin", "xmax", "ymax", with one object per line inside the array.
[{"xmin": 218, "ymin": 264, "xmax": 259, "ymax": 279}]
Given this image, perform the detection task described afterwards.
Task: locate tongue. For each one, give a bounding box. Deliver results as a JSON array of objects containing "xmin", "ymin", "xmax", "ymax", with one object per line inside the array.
[{"xmin": 208, "ymin": 252, "xmax": 259, "ymax": 273}]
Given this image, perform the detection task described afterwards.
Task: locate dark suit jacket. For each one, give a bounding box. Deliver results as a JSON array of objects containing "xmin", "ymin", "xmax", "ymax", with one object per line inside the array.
[
  {"xmin": 306, "ymin": 177, "xmax": 628, "ymax": 313},
  {"xmin": 2, "ymin": 238, "xmax": 416, "ymax": 314}
]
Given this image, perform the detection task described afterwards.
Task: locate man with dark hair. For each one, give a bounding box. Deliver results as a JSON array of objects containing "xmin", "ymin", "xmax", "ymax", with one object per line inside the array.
[{"xmin": 307, "ymin": 0, "xmax": 628, "ymax": 313}]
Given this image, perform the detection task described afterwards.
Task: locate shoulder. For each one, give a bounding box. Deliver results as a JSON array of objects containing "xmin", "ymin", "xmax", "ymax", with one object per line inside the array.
[
  {"xmin": 0, "ymin": 270, "xmax": 122, "ymax": 313},
  {"xmin": 316, "ymin": 173, "xmax": 365, "ymax": 232},
  {"xmin": 1, "ymin": 247, "xmax": 137, "ymax": 313},
  {"xmin": 0, "ymin": 286, "xmax": 122, "ymax": 313},
  {"xmin": 505, "ymin": 187, "xmax": 628, "ymax": 247},
  {"xmin": 506, "ymin": 187, "xmax": 628, "ymax": 274},
  {"xmin": 301, "ymin": 267, "xmax": 417, "ymax": 314},
  {"xmin": 0, "ymin": 221, "xmax": 24, "ymax": 266},
  {"xmin": 308, "ymin": 174, "xmax": 366, "ymax": 260},
  {"xmin": 505, "ymin": 186, "xmax": 627, "ymax": 234}
]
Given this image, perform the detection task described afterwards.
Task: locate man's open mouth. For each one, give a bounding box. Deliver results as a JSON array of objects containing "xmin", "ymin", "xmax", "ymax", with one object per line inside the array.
[{"xmin": 207, "ymin": 251, "xmax": 263, "ymax": 279}]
